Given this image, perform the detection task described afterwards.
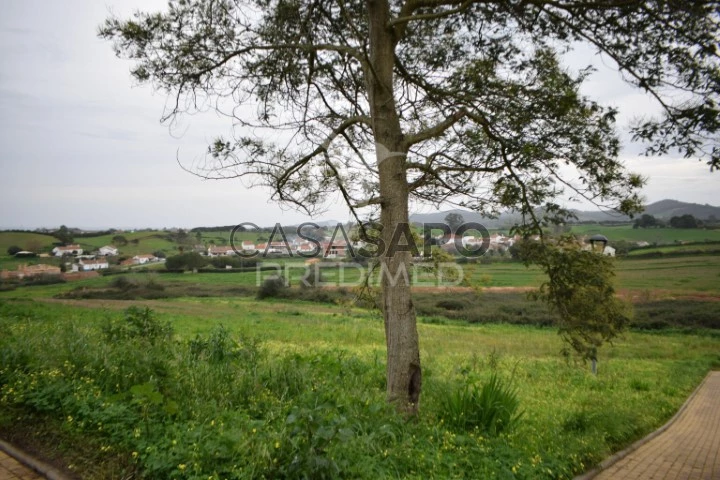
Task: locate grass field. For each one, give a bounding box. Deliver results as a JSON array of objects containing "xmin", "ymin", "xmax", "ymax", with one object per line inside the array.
[
  {"xmin": 1, "ymin": 298, "xmax": 718, "ymax": 479},
  {"xmin": 2, "ymin": 238, "xmax": 719, "ymax": 479},
  {"xmin": 627, "ymin": 243, "xmax": 720, "ymax": 256},
  {"xmin": 76, "ymin": 231, "xmax": 180, "ymax": 257},
  {"xmin": 569, "ymin": 224, "xmax": 720, "ymax": 244},
  {"xmin": 2, "ymin": 253, "xmax": 719, "ymax": 299},
  {"xmin": 0, "ymin": 232, "xmax": 57, "ymax": 253}
]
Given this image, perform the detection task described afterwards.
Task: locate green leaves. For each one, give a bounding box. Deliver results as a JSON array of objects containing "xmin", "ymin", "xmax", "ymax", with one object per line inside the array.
[
  {"xmin": 523, "ymin": 235, "xmax": 632, "ymax": 362},
  {"xmin": 440, "ymin": 373, "xmax": 524, "ymax": 436}
]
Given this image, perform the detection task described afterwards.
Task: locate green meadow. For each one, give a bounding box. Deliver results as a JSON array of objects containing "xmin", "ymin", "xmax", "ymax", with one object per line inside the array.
[
  {"xmin": 1, "ymin": 297, "xmax": 718, "ymax": 480},
  {"xmin": 568, "ymin": 224, "xmax": 720, "ymax": 244},
  {"xmin": 1, "ymin": 227, "xmax": 720, "ymax": 479}
]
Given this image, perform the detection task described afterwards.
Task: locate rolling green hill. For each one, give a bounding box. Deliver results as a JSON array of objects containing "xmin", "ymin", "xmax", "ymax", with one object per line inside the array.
[{"xmin": 0, "ymin": 232, "xmax": 57, "ymax": 253}]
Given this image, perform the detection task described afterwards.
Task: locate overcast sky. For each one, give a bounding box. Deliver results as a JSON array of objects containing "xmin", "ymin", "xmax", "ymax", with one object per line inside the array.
[{"xmin": 0, "ymin": 0, "xmax": 717, "ymax": 230}]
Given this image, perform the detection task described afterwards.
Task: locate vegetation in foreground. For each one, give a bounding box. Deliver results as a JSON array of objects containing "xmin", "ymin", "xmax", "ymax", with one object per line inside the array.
[{"xmin": 1, "ymin": 299, "xmax": 719, "ymax": 479}]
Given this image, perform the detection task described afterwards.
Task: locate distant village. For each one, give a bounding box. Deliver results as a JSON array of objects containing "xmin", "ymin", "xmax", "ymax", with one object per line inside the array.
[{"xmin": 0, "ymin": 225, "xmax": 628, "ymax": 284}]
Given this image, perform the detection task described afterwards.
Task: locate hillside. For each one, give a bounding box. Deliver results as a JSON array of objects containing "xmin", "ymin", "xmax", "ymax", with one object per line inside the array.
[
  {"xmin": 643, "ymin": 199, "xmax": 720, "ymax": 219},
  {"xmin": 0, "ymin": 232, "xmax": 57, "ymax": 253},
  {"xmin": 410, "ymin": 199, "xmax": 720, "ymax": 227}
]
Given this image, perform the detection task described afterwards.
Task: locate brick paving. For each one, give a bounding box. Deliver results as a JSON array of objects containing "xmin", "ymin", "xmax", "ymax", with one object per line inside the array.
[
  {"xmin": 594, "ymin": 371, "xmax": 720, "ymax": 480},
  {"xmin": 0, "ymin": 451, "xmax": 43, "ymax": 480}
]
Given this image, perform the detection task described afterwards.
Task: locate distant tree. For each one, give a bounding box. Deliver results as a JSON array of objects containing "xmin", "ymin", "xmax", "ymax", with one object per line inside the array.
[
  {"xmin": 670, "ymin": 214, "xmax": 700, "ymax": 229},
  {"xmin": 195, "ymin": 231, "xmax": 203, "ymax": 243},
  {"xmin": 112, "ymin": 235, "xmax": 128, "ymax": 246},
  {"xmin": 54, "ymin": 225, "xmax": 73, "ymax": 244},
  {"xmin": 298, "ymin": 226, "xmax": 326, "ymax": 243},
  {"xmin": 165, "ymin": 252, "xmax": 208, "ymax": 271},
  {"xmin": 153, "ymin": 250, "xmax": 167, "ymax": 259},
  {"xmin": 6, "ymin": 246, "xmax": 22, "ymax": 256},
  {"xmin": 444, "ymin": 213, "xmax": 465, "ymax": 232},
  {"xmin": 633, "ymin": 214, "xmax": 662, "ymax": 229},
  {"xmin": 508, "ymin": 238, "xmax": 536, "ymax": 260},
  {"xmin": 611, "ymin": 240, "xmax": 633, "ymax": 256}
]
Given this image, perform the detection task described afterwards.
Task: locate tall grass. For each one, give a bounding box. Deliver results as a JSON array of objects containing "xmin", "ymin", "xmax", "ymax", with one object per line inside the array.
[
  {"xmin": 439, "ymin": 373, "xmax": 524, "ymax": 435},
  {"xmin": 1, "ymin": 299, "xmax": 719, "ymax": 479}
]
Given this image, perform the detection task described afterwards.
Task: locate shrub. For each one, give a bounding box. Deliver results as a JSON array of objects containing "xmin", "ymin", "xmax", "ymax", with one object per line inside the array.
[
  {"xmin": 6, "ymin": 245, "xmax": 22, "ymax": 256},
  {"xmin": 165, "ymin": 252, "xmax": 208, "ymax": 271},
  {"xmin": 109, "ymin": 275, "xmax": 139, "ymax": 291},
  {"xmin": 101, "ymin": 306, "xmax": 173, "ymax": 344},
  {"xmin": 209, "ymin": 256, "xmax": 257, "ymax": 269},
  {"xmin": 436, "ymin": 299, "xmax": 466, "ymax": 311},
  {"xmin": 189, "ymin": 325, "xmax": 260, "ymax": 364},
  {"xmin": 257, "ymin": 276, "xmax": 287, "ymax": 299},
  {"xmin": 440, "ymin": 374, "xmax": 523, "ymax": 435},
  {"xmin": 22, "ymin": 274, "xmax": 65, "ymax": 287}
]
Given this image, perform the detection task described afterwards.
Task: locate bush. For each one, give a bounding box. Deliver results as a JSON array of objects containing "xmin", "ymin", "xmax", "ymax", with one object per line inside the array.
[
  {"xmin": 6, "ymin": 245, "xmax": 22, "ymax": 256},
  {"xmin": 165, "ymin": 252, "xmax": 208, "ymax": 271},
  {"xmin": 440, "ymin": 374, "xmax": 523, "ymax": 435},
  {"xmin": 257, "ymin": 276, "xmax": 287, "ymax": 299},
  {"xmin": 436, "ymin": 299, "xmax": 466, "ymax": 311},
  {"xmin": 101, "ymin": 306, "xmax": 173, "ymax": 345},
  {"xmin": 209, "ymin": 256, "xmax": 258, "ymax": 269},
  {"xmin": 189, "ymin": 325, "xmax": 261, "ymax": 364}
]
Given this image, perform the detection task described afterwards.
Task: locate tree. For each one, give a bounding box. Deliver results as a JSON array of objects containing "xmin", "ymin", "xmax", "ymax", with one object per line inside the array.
[
  {"xmin": 522, "ymin": 236, "xmax": 631, "ymax": 372},
  {"xmin": 102, "ymin": 1, "xmax": 719, "ymax": 414},
  {"xmin": 165, "ymin": 252, "xmax": 209, "ymax": 271},
  {"xmin": 6, "ymin": 245, "xmax": 22, "ymax": 256},
  {"xmin": 112, "ymin": 235, "xmax": 129, "ymax": 246},
  {"xmin": 670, "ymin": 214, "xmax": 700, "ymax": 229},
  {"xmin": 633, "ymin": 214, "xmax": 661, "ymax": 229},
  {"xmin": 444, "ymin": 212, "xmax": 465, "ymax": 232},
  {"xmin": 54, "ymin": 225, "xmax": 73, "ymax": 245}
]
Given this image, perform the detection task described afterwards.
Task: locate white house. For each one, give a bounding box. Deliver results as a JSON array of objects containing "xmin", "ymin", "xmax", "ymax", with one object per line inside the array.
[
  {"xmin": 241, "ymin": 241, "xmax": 255, "ymax": 251},
  {"xmin": 603, "ymin": 245, "xmax": 616, "ymax": 257},
  {"xmin": 207, "ymin": 245, "xmax": 236, "ymax": 256},
  {"xmin": 79, "ymin": 258, "xmax": 109, "ymax": 271},
  {"xmin": 295, "ymin": 242, "xmax": 318, "ymax": 256},
  {"xmin": 52, "ymin": 244, "xmax": 83, "ymax": 257},
  {"xmin": 133, "ymin": 254, "xmax": 158, "ymax": 265},
  {"xmin": 98, "ymin": 245, "xmax": 119, "ymax": 256}
]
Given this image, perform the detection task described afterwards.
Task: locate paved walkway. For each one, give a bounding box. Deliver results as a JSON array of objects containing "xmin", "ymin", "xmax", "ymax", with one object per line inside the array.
[
  {"xmin": 592, "ymin": 371, "xmax": 720, "ymax": 480},
  {"xmin": 0, "ymin": 450, "xmax": 43, "ymax": 480}
]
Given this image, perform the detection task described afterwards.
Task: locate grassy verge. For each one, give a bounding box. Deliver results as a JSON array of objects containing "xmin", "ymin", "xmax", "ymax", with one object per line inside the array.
[{"xmin": 1, "ymin": 298, "xmax": 719, "ymax": 479}]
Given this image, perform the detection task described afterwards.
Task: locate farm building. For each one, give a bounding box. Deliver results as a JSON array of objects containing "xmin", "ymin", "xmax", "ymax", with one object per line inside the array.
[
  {"xmin": 77, "ymin": 258, "xmax": 110, "ymax": 271},
  {"xmin": 98, "ymin": 245, "xmax": 119, "ymax": 256},
  {"xmin": 52, "ymin": 244, "xmax": 83, "ymax": 256}
]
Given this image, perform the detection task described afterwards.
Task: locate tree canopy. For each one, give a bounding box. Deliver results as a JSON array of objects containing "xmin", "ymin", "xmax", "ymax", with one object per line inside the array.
[
  {"xmin": 444, "ymin": 212, "xmax": 465, "ymax": 231},
  {"xmin": 101, "ymin": 0, "xmax": 720, "ymax": 413}
]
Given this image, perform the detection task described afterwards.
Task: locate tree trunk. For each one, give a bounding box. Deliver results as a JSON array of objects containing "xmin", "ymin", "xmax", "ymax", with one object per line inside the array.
[{"xmin": 366, "ymin": 0, "xmax": 421, "ymax": 415}]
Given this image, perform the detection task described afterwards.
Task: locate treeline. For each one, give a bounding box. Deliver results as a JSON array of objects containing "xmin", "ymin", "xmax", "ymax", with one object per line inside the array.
[{"xmin": 633, "ymin": 213, "xmax": 718, "ymax": 229}]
